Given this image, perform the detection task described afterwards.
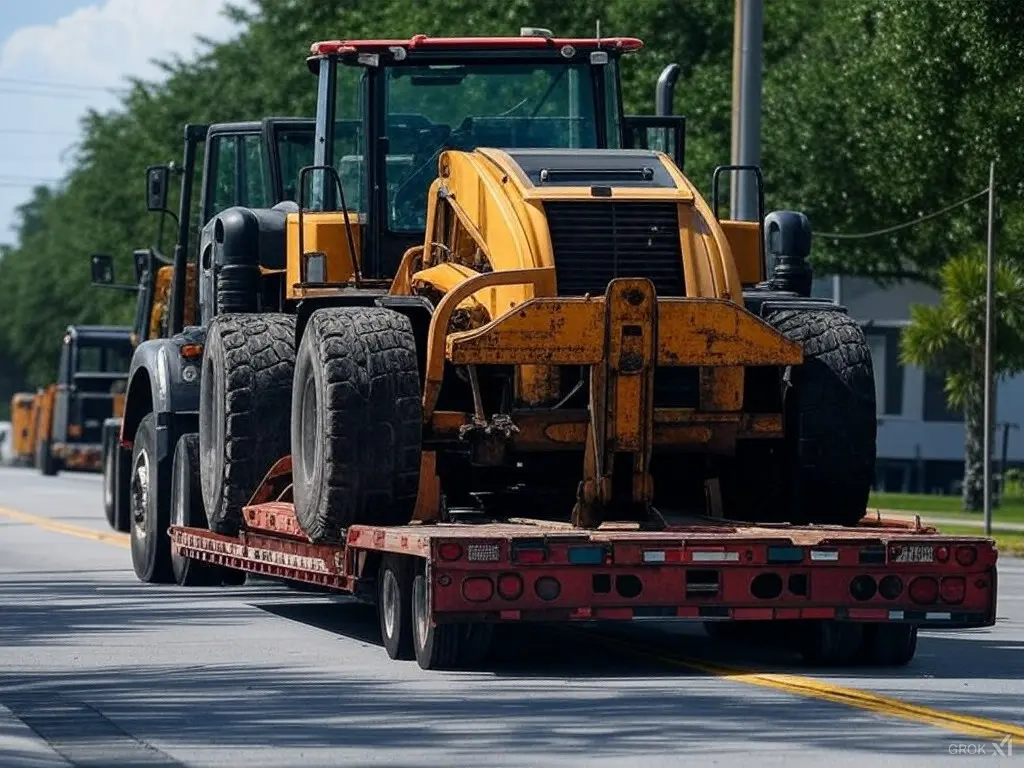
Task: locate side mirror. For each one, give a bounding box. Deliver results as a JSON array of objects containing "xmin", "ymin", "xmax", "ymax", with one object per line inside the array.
[
  {"xmin": 90, "ymin": 253, "xmax": 115, "ymax": 285},
  {"xmin": 146, "ymin": 165, "xmax": 170, "ymax": 212},
  {"xmin": 132, "ymin": 249, "xmax": 152, "ymax": 284}
]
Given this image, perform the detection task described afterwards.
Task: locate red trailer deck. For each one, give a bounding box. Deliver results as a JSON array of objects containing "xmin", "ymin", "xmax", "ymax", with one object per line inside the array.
[{"xmin": 168, "ymin": 462, "xmax": 999, "ymax": 670}]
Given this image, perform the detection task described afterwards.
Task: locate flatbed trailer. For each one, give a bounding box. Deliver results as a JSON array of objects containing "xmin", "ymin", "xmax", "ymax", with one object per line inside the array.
[{"xmin": 168, "ymin": 457, "xmax": 999, "ymax": 671}]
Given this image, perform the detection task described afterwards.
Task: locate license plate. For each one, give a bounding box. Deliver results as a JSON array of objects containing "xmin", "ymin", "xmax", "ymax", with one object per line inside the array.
[{"xmin": 892, "ymin": 544, "xmax": 934, "ymax": 563}]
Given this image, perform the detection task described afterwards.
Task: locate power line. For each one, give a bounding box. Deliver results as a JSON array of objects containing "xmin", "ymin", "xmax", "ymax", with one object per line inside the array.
[
  {"xmin": 0, "ymin": 76, "xmax": 120, "ymax": 93},
  {"xmin": 818, "ymin": 188, "xmax": 990, "ymax": 240}
]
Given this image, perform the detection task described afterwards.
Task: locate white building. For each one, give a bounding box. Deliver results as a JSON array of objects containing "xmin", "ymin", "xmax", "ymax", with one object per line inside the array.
[{"xmin": 810, "ymin": 275, "xmax": 1024, "ymax": 494}]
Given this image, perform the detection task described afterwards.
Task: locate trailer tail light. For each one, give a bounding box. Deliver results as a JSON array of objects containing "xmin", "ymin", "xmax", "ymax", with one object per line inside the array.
[
  {"xmin": 940, "ymin": 576, "xmax": 966, "ymax": 604},
  {"xmin": 642, "ymin": 550, "xmax": 683, "ymax": 564},
  {"xmin": 466, "ymin": 543, "xmax": 500, "ymax": 562},
  {"xmin": 955, "ymin": 546, "xmax": 978, "ymax": 567},
  {"xmin": 534, "ymin": 576, "xmax": 561, "ymax": 601},
  {"xmin": 849, "ymin": 575, "xmax": 877, "ymax": 601},
  {"xmin": 461, "ymin": 576, "xmax": 494, "ymax": 602},
  {"xmin": 878, "ymin": 575, "xmax": 903, "ymax": 600},
  {"xmin": 690, "ymin": 550, "xmax": 739, "ymax": 563},
  {"xmin": 438, "ymin": 542, "xmax": 464, "ymax": 561},
  {"xmin": 511, "ymin": 542, "xmax": 546, "ymax": 564},
  {"xmin": 809, "ymin": 549, "xmax": 839, "ymax": 562},
  {"xmin": 935, "ymin": 545, "xmax": 949, "ymax": 563},
  {"xmin": 908, "ymin": 576, "xmax": 939, "ymax": 605},
  {"xmin": 497, "ymin": 573, "xmax": 524, "ymax": 600}
]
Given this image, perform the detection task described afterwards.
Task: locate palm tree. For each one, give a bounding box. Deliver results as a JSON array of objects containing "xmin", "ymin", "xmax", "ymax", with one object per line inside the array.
[{"xmin": 900, "ymin": 252, "xmax": 1024, "ymax": 511}]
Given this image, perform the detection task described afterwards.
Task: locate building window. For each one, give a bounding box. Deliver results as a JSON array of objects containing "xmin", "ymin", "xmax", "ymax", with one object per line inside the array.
[
  {"xmin": 864, "ymin": 328, "xmax": 904, "ymax": 415},
  {"xmin": 922, "ymin": 369, "xmax": 963, "ymax": 422}
]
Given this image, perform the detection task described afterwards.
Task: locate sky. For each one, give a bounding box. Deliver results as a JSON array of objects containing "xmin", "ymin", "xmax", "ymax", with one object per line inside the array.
[{"xmin": 0, "ymin": 0, "xmax": 251, "ymax": 245}]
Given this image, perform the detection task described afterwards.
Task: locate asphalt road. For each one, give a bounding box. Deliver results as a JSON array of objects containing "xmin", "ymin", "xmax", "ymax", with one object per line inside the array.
[{"xmin": 0, "ymin": 465, "xmax": 1022, "ymax": 767}]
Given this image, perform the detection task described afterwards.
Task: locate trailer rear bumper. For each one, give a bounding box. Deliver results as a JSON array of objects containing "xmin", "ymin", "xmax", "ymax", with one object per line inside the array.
[{"xmin": 169, "ymin": 508, "xmax": 998, "ymax": 631}]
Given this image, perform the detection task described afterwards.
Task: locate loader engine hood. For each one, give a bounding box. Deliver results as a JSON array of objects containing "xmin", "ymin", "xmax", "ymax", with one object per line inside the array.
[{"xmin": 496, "ymin": 148, "xmax": 685, "ymax": 191}]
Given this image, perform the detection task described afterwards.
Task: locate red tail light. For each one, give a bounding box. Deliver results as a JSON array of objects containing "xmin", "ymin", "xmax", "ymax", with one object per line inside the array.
[
  {"xmin": 935, "ymin": 545, "xmax": 949, "ymax": 563},
  {"xmin": 497, "ymin": 573, "xmax": 524, "ymax": 600},
  {"xmin": 513, "ymin": 548, "xmax": 546, "ymax": 564},
  {"xmin": 955, "ymin": 546, "xmax": 978, "ymax": 566},
  {"xmin": 908, "ymin": 576, "xmax": 938, "ymax": 605},
  {"xmin": 461, "ymin": 576, "xmax": 494, "ymax": 602},
  {"xmin": 438, "ymin": 542, "xmax": 463, "ymax": 561},
  {"xmin": 940, "ymin": 576, "xmax": 966, "ymax": 604}
]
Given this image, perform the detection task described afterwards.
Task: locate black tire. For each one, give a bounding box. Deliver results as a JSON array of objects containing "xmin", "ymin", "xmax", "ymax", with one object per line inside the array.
[
  {"xmin": 798, "ymin": 621, "xmax": 864, "ymax": 666},
  {"xmin": 113, "ymin": 445, "xmax": 131, "ymax": 533},
  {"xmin": 171, "ymin": 433, "xmax": 225, "ymax": 587},
  {"xmin": 199, "ymin": 313, "xmax": 297, "ymax": 536},
  {"xmin": 291, "ymin": 307, "xmax": 421, "ymax": 543},
  {"xmin": 103, "ymin": 441, "xmax": 117, "ymax": 529},
  {"xmin": 129, "ymin": 413, "xmax": 175, "ymax": 584},
  {"xmin": 768, "ymin": 309, "xmax": 877, "ymax": 526},
  {"xmin": 37, "ymin": 439, "xmax": 57, "ymax": 476},
  {"xmin": 378, "ymin": 555, "xmax": 415, "ymax": 660},
  {"xmin": 411, "ymin": 570, "xmax": 487, "ymax": 670},
  {"xmin": 860, "ymin": 623, "xmax": 917, "ymax": 666}
]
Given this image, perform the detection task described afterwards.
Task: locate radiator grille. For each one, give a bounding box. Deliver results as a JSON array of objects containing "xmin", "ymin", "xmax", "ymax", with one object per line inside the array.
[{"xmin": 544, "ymin": 201, "xmax": 685, "ymax": 297}]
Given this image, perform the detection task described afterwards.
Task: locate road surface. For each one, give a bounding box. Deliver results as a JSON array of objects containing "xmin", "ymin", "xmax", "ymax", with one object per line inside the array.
[{"xmin": 0, "ymin": 465, "xmax": 1021, "ymax": 767}]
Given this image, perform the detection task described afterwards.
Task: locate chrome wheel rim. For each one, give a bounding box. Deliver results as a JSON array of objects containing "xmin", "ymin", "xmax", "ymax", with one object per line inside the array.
[
  {"xmin": 382, "ymin": 569, "xmax": 399, "ymax": 639},
  {"xmin": 130, "ymin": 449, "xmax": 150, "ymax": 537}
]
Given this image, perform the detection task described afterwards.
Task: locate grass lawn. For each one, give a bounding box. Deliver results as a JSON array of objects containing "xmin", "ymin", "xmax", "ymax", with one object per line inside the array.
[
  {"xmin": 929, "ymin": 523, "xmax": 1024, "ymax": 558},
  {"xmin": 868, "ymin": 491, "xmax": 1024, "ymax": 524}
]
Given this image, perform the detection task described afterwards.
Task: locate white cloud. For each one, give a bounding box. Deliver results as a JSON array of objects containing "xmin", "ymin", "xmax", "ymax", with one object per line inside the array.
[{"xmin": 0, "ymin": 0, "xmax": 253, "ymax": 242}]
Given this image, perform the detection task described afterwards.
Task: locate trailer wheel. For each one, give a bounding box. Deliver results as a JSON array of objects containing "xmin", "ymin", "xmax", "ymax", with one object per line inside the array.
[
  {"xmin": 378, "ymin": 555, "xmax": 414, "ymax": 660},
  {"xmin": 410, "ymin": 569, "xmax": 490, "ymax": 671},
  {"xmin": 798, "ymin": 621, "xmax": 864, "ymax": 666},
  {"xmin": 129, "ymin": 413, "xmax": 175, "ymax": 584},
  {"xmin": 860, "ymin": 623, "xmax": 917, "ymax": 666},
  {"xmin": 171, "ymin": 433, "xmax": 226, "ymax": 587},
  {"xmin": 291, "ymin": 307, "xmax": 421, "ymax": 543},
  {"xmin": 200, "ymin": 313, "xmax": 297, "ymax": 536},
  {"xmin": 767, "ymin": 309, "xmax": 877, "ymax": 526},
  {"xmin": 103, "ymin": 441, "xmax": 117, "ymax": 528}
]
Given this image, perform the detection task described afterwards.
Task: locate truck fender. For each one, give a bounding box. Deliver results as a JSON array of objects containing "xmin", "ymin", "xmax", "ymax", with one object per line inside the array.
[{"xmin": 120, "ymin": 328, "xmax": 205, "ymax": 461}]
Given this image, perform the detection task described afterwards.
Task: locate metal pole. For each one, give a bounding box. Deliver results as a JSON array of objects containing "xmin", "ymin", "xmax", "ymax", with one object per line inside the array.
[
  {"xmin": 729, "ymin": 0, "xmax": 742, "ymax": 217},
  {"xmin": 731, "ymin": 0, "xmax": 763, "ymax": 221},
  {"xmin": 983, "ymin": 161, "xmax": 996, "ymax": 535}
]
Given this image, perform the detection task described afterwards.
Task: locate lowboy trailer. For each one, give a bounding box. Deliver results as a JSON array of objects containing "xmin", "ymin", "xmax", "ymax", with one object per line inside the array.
[{"xmin": 169, "ymin": 457, "xmax": 998, "ymax": 671}]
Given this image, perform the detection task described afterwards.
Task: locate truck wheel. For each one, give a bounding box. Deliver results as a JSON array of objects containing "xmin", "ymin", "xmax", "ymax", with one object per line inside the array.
[
  {"xmin": 768, "ymin": 309, "xmax": 877, "ymax": 526},
  {"xmin": 37, "ymin": 439, "xmax": 57, "ymax": 476},
  {"xmin": 860, "ymin": 623, "xmax": 917, "ymax": 666},
  {"xmin": 200, "ymin": 314, "xmax": 296, "ymax": 536},
  {"xmin": 410, "ymin": 569, "xmax": 489, "ymax": 670},
  {"xmin": 798, "ymin": 621, "xmax": 864, "ymax": 666},
  {"xmin": 129, "ymin": 413, "xmax": 175, "ymax": 584},
  {"xmin": 103, "ymin": 443, "xmax": 117, "ymax": 529},
  {"xmin": 171, "ymin": 433, "xmax": 225, "ymax": 587},
  {"xmin": 291, "ymin": 307, "xmax": 421, "ymax": 543},
  {"xmin": 378, "ymin": 555, "xmax": 414, "ymax": 660}
]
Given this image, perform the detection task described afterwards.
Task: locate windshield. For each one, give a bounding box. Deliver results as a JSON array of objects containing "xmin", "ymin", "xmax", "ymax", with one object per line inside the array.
[
  {"xmin": 75, "ymin": 340, "xmax": 133, "ymax": 374},
  {"xmin": 384, "ymin": 62, "xmax": 600, "ymax": 232}
]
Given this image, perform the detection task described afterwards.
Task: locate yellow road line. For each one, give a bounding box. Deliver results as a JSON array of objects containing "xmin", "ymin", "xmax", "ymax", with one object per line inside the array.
[
  {"xmin": 4, "ymin": 503, "xmax": 1021, "ymax": 742},
  {"xmin": 594, "ymin": 633, "xmax": 1024, "ymax": 741},
  {"xmin": 0, "ymin": 506, "xmax": 129, "ymax": 549}
]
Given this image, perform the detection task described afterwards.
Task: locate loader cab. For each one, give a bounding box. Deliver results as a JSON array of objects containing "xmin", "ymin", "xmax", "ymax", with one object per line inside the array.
[
  {"xmin": 191, "ymin": 118, "xmax": 316, "ymax": 325},
  {"xmin": 299, "ymin": 34, "xmax": 683, "ymax": 286}
]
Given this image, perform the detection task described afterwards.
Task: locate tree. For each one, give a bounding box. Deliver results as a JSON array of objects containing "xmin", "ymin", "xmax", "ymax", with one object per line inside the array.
[{"xmin": 900, "ymin": 250, "xmax": 1024, "ymax": 511}]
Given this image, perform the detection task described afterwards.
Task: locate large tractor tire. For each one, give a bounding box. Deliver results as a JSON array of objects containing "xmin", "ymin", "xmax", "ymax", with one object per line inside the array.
[
  {"xmin": 199, "ymin": 313, "xmax": 296, "ymax": 536},
  {"xmin": 770, "ymin": 308, "xmax": 877, "ymax": 527},
  {"xmin": 291, "ymin": 307, "xmax": 422, "ymax": 543}
]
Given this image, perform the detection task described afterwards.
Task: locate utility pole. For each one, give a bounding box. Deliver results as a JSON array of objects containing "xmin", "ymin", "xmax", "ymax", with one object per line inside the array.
[
  {"xmin": 983, "ymin": 161, "xmax": 996, "ymax": 536},
  {"xmin": 730, "ymin": 0, "xmax": 763, "ymax": 221}
]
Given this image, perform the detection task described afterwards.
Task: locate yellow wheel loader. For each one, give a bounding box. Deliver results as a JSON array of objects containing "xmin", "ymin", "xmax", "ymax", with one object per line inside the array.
[{"xmin": 172, "ymin": 31, "xmax": 875, "ymax": 546}]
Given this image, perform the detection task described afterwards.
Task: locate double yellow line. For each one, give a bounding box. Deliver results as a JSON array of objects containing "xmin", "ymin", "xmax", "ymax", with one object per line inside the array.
[{"xmin": 2, "ymin": 503, "xmax": 1022, "ymax": 742}]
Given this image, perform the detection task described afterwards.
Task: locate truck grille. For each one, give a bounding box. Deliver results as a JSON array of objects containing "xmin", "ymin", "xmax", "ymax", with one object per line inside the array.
[
  {"xmin": 545, "ymin": 201, "xmax": 697, "ymax": 408},
  {"xmin": 544, "ymin": 201, "xmax": 685, "ymax": 297}
]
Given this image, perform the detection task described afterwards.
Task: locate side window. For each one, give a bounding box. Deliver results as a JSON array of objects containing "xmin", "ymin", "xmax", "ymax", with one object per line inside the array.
[
  {"xmin": 208, "ymin": 135, "xmax": 240, "ymax": 218},
  {"xmin": 242, "ymin": 134, "xmax": 269, "ymax": 208}
]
